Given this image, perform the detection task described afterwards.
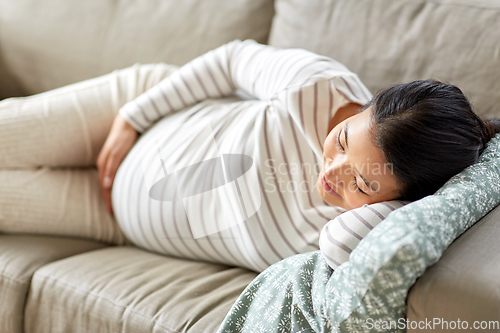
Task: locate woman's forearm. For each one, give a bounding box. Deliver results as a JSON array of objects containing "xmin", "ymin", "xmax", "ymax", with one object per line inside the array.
[{"xmin": 118, "ymin": 39, "xmax": 262, "ymax": 133}]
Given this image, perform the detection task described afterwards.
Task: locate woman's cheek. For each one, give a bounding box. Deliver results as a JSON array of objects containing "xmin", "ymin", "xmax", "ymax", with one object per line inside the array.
[{"xmin": 344, "ymin": 193, "xmax": 370, "ymax": 210}]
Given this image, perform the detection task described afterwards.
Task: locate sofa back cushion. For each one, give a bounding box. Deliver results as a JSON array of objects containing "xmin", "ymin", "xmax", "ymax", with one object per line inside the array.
[
  {"xmin": 0, "ymin": 0, "xmax": 274, "ymax": 99},
  {"xmin": 269, "ymin": 0, "xmax": 500, "ymax": 118}
]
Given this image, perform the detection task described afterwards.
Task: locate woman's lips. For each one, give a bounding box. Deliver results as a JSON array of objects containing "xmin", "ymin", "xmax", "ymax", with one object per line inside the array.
[{"xmin": 322, "ymin": 173, "xmax": 341, "ymax": 197}]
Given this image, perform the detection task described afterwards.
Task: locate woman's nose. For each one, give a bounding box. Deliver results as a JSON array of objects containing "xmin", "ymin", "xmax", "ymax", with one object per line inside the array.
[{"xmin": 323, "ymin": 161, "xmax": 346, "ymax": 186}]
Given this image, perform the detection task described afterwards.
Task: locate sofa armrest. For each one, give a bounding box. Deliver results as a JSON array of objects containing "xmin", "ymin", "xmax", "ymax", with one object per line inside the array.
[{"xmin": 407, "ymin": 204, "xmax": 500, "ymax": 332}]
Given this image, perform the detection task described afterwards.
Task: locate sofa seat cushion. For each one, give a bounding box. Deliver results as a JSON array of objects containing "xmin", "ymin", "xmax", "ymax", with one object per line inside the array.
[
  {"xmin": 0, "ymin": 234, "xmax": 108, "ymax": 333},
  {"xmin": 407, "ymin": 203, "xmax": 500, "ymax": 332},
  {"xmin": 24, "ymin": 246, "xmax": 258, "ymax": 333}
]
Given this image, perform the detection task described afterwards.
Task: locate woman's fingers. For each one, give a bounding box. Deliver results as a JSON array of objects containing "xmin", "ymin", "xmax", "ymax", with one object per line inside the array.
[
  {"xmin": 103, "ymin": 152, "xmax": 119, "ymax": 214},
  {"xmin": 103, "ymin": 151, "xmax": 118, "ymax": 189},
  {"xmin": 96, "ymin": 147, "xmax": 107, "ymax": 188},
  {"xmin": 96, "ymin": 113, "xmax": 139, "ymax": 215},
  {"xmin": 96, "ymin": 146, "xmax": 112, "ymax": 214}
]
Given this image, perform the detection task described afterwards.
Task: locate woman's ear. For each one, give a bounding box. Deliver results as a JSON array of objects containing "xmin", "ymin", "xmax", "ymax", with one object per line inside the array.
[{"xmin": 328, "ymin": 103, "xmax": 363, "ymax": 133}]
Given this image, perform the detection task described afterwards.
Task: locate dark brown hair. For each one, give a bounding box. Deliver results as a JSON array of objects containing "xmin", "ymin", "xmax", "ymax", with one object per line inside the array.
[{"xmin": 365, "ymin": 79, "xmax": 500, "ymax": 201}]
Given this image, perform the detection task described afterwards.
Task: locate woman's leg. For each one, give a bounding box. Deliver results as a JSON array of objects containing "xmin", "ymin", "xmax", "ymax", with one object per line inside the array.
[
  {"xmin": 0, "ymin": 168, "xmax": 129, "ymax": 244},
  {"xmin": 0, "ymin": 63, "xmax": 178, "ymax": 167},
  {"xmin": 0, "ymin": 63, "xmax": 179, "ymax": 244}
]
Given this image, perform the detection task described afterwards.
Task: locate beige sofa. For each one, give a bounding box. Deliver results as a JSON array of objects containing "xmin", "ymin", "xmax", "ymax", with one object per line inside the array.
[{"xmin": 1, "ymin": 0, "xmax": 499, "ymax": 332}]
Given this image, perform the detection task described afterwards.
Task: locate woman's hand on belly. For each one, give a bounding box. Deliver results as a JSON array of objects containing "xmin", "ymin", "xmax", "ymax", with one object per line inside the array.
[{"xmin": 97, "ymin": 113, "xmax": 139, "ymax": 215}]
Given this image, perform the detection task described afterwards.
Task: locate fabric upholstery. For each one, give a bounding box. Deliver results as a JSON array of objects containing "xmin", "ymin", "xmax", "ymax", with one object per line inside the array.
[
  {"xmin": 0, "ymin": 0, "xmax": 274, "ymax": 99},
  {"xmin": 0, "ymin": 234, "xmax": 108, "ymax": 333},
  {"xmin": 269, "ymin": 0, "xmax": 500, "ymax": 119},
  {"xmin": 407, "ymin": 201, "xmax": 500, "ymax": 332},
  {"xmin": 24, "ymin": 246, "xmax": 258, "ymax": 333}
]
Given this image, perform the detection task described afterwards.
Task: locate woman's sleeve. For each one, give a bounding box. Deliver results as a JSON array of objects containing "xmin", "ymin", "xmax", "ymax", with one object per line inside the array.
[
  {"xmin": 319, "ymin": 200, "xmax": 409, "ymax": 270},
  {"xmin": 119, "ymin": 39, "xmax": 372, "ymax": 133},
  {"xmin": 118, "ymin": 39, "xmax": 274, "ymax": 132}
]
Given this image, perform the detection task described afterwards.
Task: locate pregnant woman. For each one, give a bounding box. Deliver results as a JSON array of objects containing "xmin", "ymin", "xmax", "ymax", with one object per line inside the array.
[{"xmin": 1, "ymin": 40, "xmax": 498, "ymax": 273}]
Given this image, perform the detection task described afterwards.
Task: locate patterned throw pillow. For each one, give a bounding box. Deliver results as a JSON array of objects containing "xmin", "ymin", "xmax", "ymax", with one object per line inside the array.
[{"xmin": 217, "ymin": 134, "xmax": 500, "ymax": 333}]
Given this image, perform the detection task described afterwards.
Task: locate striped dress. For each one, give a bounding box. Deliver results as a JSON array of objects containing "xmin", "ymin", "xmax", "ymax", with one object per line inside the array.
[{"xmin": 112, "ymin": 39, "xmax": 373, "ymax": 272}]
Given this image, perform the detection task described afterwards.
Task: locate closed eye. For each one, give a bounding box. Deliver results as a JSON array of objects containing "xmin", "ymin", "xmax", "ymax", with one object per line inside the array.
[
  {"xmin": 354, "ymin": 176, "xmax": 368, "ymax": 195},
  {"xmin": 337, "ymin": 130, "xmax": 345, "ymax": 151}
]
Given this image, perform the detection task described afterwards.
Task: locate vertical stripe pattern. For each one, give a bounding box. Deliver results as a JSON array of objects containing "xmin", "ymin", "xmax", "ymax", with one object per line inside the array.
[{"xmin": 112, "ymin": 40, "xmax": 376, "ymax": 272}]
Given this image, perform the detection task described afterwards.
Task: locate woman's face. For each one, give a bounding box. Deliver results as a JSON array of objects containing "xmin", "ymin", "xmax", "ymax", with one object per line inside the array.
[{"xmin": 317, "ymin": 106, "xmax": 401, "ymax": 210}]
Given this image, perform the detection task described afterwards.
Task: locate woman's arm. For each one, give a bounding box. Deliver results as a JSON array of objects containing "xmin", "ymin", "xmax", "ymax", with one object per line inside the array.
[
  {"xmin": 119, "ymin": 39, "xmax": 256, "ymax": 132},
  {"xmin": 118, "ymin": 39, "xmax": 372, "ymax": 133}
]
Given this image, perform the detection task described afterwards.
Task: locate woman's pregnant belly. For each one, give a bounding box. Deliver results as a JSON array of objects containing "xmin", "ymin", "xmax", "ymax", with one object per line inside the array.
[
  {"xmin": 112, "ymin": 98, "xmax": 270, "ymax": 270},
  {"xmin": 111, "ymin": 97, "xmax": 337, "ymax": 272}
]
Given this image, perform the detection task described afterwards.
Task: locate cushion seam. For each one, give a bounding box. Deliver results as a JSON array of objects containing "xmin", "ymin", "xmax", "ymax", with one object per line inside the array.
[{"xmin": 0, "ymin": 272, "xmax": 30, "ymax": 284}]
